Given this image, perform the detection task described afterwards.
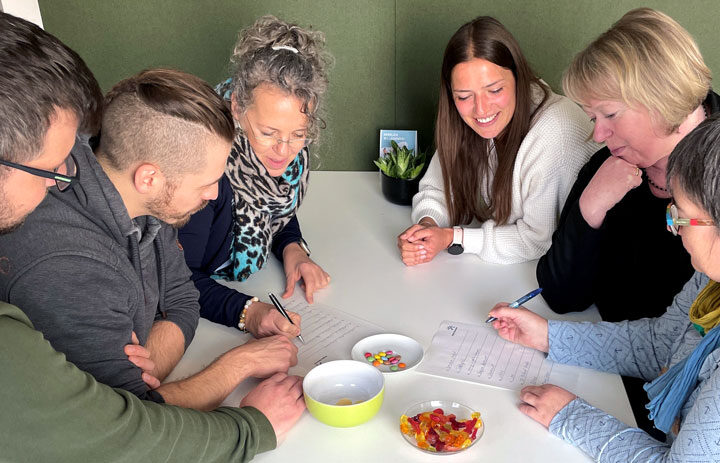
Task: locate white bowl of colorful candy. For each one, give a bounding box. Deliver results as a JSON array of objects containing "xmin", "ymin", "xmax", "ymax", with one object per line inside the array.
[{"xmin": 351, "ymin": 333, "xmax": 423, "ymax": 373}]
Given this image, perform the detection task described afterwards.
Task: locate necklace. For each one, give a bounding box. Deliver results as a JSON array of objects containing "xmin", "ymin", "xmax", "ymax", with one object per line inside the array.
[{"xmin": 643, "ymin": 169, "xmax": 669, "ymax": 192}]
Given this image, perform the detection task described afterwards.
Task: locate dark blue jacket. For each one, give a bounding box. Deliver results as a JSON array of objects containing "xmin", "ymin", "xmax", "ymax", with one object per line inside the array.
[{"xmin": 178, "ymin": 175, "xmax": 302, "ymax": 328}]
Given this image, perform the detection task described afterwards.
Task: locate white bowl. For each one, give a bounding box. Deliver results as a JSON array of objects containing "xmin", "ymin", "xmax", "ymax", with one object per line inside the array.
[{"xmin": 351, "ymin": 333, "xmax": 424, "ymax": 373}]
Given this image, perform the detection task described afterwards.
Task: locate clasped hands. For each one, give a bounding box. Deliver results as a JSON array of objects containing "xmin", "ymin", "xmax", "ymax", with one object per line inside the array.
[{"xmin": 397, "ymin": 218, "xmax": 454, "ymax": 266}]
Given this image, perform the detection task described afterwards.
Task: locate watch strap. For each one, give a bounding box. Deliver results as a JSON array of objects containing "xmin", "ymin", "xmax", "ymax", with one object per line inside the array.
[{"xmin": 452, "ymin": 226, "xmax": 463, "ymax": 246}]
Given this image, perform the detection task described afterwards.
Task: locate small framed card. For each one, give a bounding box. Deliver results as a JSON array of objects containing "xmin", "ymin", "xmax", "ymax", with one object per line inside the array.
[{"xmin": 379, "ymin": 129, "xmax": 417, "ymax": 157}]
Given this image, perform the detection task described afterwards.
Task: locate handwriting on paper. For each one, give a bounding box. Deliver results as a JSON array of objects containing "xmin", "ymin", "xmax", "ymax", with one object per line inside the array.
[
  {"xmin": 281, "ymin": 296, "xmax": 382, "ymax": 376},
  {"xmin": 418, "ymin": 320, "xmax": 558, "ymax": 390}
]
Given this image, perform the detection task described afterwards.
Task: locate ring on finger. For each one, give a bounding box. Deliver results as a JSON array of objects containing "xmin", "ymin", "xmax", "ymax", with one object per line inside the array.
[{"xmin": 634, "ymin": 167, "xmax": 640, "ymax": 176}]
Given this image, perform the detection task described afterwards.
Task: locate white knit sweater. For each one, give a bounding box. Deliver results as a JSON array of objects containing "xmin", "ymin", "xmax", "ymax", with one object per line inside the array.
[{"xmin": 411, "ymin": 88, "xmax": 599, "ymax": 264}]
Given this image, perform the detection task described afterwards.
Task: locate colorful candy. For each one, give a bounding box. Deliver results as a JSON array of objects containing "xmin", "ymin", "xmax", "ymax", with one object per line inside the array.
[
  {"xmin": 364, "ymin": 350, "xmax": 406, "ymax": 370},
  {"xmin": 400, "ymin": 408, "xmax": 482, "ymax": 452}
]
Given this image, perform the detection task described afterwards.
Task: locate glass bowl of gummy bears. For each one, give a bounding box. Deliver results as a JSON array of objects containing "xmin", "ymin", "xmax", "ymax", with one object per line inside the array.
[{"xmin": 399, "ymin": 400, "xmax": 483, "ymax": 454}]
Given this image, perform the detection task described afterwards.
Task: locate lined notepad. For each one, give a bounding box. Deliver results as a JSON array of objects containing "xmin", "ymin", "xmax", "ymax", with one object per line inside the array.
[{"xmin": 418, "ymin": 320, "xmax": 576, "ymax": 390}]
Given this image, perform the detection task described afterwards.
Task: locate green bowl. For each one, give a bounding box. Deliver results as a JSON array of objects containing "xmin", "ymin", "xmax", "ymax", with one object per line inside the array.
[{"xmin": 303, "ymin": 360, "xmax": 385, "ymax": 427}]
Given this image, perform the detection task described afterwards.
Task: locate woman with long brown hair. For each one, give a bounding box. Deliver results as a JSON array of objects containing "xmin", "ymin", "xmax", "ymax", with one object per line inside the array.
[{"xmin": 398, "ymin": 16, "xmax": 596, "ymax": 264}]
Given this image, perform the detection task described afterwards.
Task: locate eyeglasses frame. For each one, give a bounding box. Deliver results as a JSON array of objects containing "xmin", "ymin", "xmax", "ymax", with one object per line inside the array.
[
  {"xmin": 242, "ymin": 114, "xmax": 313, "ymax": 151},
  {"xmin": 0, "ymin": 153, "xmax": 78, "ymax": 191},
  {"xmin": 666, "ymin": 202, "xmax": 714, "ymax": 236}
]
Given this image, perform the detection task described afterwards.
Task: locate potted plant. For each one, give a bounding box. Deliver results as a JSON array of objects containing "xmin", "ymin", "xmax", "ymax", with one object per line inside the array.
[{"xmin": 374, "ymin": 141, "xmax": 427, "ymax": 205}]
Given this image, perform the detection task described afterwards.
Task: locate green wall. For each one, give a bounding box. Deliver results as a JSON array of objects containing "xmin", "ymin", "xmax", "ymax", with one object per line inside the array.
[{"xmin": 38, "ymin": 0, "xmax": 719, "ymax": 171}]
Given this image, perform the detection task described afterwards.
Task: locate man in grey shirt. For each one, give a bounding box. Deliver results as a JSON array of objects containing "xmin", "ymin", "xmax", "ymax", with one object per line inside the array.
[
  {"xmin": 0, "ymin": 66, "xmax": 300, "ymax": 410},
  {"xmin": 0, "ymin": 12, "xmax": 304, "ymax": 461}
]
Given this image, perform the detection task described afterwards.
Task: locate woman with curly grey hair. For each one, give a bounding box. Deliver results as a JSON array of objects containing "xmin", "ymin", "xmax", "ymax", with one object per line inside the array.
[{"xmin": 179, "ymin": 16, "xmax": 332, "ymax": 337}]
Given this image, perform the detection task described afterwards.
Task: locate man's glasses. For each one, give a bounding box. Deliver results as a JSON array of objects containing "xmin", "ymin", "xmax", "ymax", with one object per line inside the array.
[
  {"xmin": 244, "ymin": 116, "xmax": 313, "ymax": 152},
  {"xmin": 0, "ymin": 154, "xmax": 78, "ymax": 191},
  {"xmin": 666, "ymin": 202, "xmax": 714, "ymax": 236}
]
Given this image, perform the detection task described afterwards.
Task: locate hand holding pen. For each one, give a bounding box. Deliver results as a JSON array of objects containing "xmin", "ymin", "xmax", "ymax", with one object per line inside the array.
[
  {"xmin": 486, "ymin": 288, "xmax": 543, "ymax": 323},
  {"xmin": 486, "ymin": 288, "xmax": 549, "ymax": 353},
  {"xmin": 269, "ymin": 293, "xmax": 305, "ymax": 344}
]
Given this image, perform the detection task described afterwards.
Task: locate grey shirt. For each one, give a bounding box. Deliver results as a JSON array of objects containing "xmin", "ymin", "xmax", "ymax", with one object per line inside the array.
[{"xmin": 0, "ymin": 138, "xmax": 200, "ymax": 402}]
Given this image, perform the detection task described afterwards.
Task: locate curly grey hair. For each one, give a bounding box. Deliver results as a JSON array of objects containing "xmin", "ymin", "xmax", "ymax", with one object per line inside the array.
[{"xmin": 229, "ymin": 15, "xmax": 332, "ymax": 140}]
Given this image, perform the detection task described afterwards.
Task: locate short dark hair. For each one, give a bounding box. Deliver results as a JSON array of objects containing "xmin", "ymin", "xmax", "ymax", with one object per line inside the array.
[
  {"xmin": 0, "ymin": 12, "xmax": 102, "ymax": 164},
  {"xmin": 98, "ymin": 68, "xmax": 234, "ymax": 176},
  {"xmin": 667, "ymin": 114, "xmax": 720, "ymax": 225}
]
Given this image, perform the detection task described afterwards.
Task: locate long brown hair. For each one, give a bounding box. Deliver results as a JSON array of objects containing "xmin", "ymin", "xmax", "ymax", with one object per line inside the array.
[{"xmin": 436, "ymin": 17, "xmax": 548, "ymax": 225}]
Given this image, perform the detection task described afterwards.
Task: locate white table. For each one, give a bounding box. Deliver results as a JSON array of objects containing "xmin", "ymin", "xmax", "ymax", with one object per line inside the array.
[{"xmin": 169, "ymin": 172, "xmax": 635, "ymax": 462}]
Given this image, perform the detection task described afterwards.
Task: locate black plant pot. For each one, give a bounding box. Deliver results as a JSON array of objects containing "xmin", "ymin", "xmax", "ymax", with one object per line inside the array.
[{"xmin": 381, "ymin": 171, "xmax": 420, "ymax": 205}]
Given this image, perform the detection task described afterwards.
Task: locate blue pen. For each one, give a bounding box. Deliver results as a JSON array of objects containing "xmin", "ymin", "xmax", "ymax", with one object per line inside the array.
[{"xmin": 485, "ymin": 288, "xmax": 543, "ymax": 323}]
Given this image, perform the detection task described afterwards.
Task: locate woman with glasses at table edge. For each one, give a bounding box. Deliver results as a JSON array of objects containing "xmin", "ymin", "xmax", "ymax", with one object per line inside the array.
[
  {"xmin": 535, "ymin": 8, "xmax": 718, "ymax": 439},
  {"xmin": 179, "ymin": 15, "xmax": 332, "ymax": 337},
  {"xmin": 488, "ymin": 115, "xmax": 720, "ymax": 462}
]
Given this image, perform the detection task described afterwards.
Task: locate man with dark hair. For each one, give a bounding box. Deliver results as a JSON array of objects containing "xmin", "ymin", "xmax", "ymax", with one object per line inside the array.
[
  {"xmin": 0, "ymin": 65, "xmax": 302, "ymax": 409},
  {"xmin": 0, "ymin": 11, "xmax": 102, "ymax": 233},
  {"xmin": 0, "ymin": 12, "xmax": 303, "ymax": 460}
]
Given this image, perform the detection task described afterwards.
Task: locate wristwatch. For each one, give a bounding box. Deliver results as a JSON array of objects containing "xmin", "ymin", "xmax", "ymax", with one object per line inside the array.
[
  {"xmin": 447, "ymin": 226, "xmax": 464, "ymax": 255},
  {"xmin": 297, "ymin": 237, "xmax": 311, "ymax": 256}
]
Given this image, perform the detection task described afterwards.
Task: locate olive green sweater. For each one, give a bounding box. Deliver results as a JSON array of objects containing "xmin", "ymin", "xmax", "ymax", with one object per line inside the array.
[{"xmin": 0, "ymin": 302, "xmax": 275, "ymax": 462}]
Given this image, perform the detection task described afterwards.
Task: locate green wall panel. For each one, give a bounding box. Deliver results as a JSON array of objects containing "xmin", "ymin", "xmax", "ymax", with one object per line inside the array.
[
  {"xmin": 38, "ymin": 1, "xmax": 720, "ymax": 171},
  {"xmin": 38, "ymin": 0, "xmax": 395, "ymax": 171},
  {"xmin": 396, "ymin": 0, "xmax": 720, "ymax": 155}
]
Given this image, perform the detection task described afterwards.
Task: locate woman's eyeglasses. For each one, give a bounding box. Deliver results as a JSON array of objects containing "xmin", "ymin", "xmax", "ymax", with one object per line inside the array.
[
  {"xmin": 243, "ymin": 117, "xmax": 313, "ymax": 152},
  {"xmin": 666, "ymin": 202, "xmax": 714, "ymax": 236},
  {"xmin": 0, "ymin": 153, "xmax": 78, "ymax": 191}
]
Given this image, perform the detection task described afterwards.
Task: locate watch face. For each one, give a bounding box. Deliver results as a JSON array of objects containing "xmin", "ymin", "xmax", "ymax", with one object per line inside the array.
[{"xmin": 447, "ymin": 243, "xmax": 464, "ymax": 255}]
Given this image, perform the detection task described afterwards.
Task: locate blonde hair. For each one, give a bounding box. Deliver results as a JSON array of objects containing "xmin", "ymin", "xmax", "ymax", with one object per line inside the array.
[{"xmin": 563, "ymin": 8, "xmax": 711, "ymax": 132}]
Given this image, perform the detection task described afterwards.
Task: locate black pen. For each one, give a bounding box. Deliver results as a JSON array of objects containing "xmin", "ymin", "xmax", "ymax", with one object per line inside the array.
[{"xmin": 268, "ymin": 293, "xmax": 305, "ymax": 344}]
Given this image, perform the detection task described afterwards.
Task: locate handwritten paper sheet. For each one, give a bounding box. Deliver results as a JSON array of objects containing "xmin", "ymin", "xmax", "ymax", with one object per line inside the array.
[
  {"xmin": 281, "ymin": 295, "xmax": 383, "ymax": 376},
  {"xmin": 418, "ymin": 320, "xmax": 576, "ymax": 390}
]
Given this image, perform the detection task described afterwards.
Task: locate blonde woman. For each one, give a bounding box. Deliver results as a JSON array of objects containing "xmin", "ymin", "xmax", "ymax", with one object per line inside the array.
[
  {"xmin": 538, "ymin": 8, "xmax": 715, "ymax": 322},
  {"xmin": 490, "ymin": 115, "xmax": 720, "ymax": 462},
  {"xmin": 536, "ymin": 8, "xmax": 716, "ymax": 439}
]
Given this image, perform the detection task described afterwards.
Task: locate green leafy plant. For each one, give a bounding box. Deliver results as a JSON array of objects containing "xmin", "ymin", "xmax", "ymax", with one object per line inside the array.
[{"xmin": 374, "ymin": 140, "xmax": 426, "ymax": 180}]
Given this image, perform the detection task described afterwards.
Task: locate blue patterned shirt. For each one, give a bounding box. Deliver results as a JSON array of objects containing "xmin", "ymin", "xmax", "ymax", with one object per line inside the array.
[{"xmin": 548, "ymin": 271, "xmax": 720, "ymax": 461}]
